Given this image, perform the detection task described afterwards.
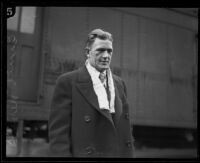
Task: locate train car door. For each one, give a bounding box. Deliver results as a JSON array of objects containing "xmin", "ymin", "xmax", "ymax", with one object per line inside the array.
[{"xmin": 7, "ymin": 7, "xmax": 43, "ymax": 103}]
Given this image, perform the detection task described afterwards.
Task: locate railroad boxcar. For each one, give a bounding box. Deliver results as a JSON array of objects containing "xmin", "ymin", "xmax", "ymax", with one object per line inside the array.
[{"xmin": 6, "ymin": 7, "xmax": 198, "ymax": 156}]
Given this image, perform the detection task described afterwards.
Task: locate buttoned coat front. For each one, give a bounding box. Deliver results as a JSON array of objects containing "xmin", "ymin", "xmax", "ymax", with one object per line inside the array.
[{"xmin": 48, "ymin": 66, "xmax": 134, "ymax": 157}]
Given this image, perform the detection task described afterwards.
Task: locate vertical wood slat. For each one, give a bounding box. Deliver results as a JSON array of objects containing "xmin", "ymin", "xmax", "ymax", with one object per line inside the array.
[{"xmin": 16, "ymin": 119, "xmax": 23, "ymax": 156}]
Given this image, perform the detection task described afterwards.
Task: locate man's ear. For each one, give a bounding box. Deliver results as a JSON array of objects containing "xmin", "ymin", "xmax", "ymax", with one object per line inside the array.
[
  {"xmin": 85, "ymin": 49, "xmax": 90, "ymax": 58},
  {"xmin": 87, "ymin": 49, "xmax": 90, "ymax": 55},
  {"xmin": 86, "ymin": 49, "xmax": 91, "ymax": 57},
  {"xmin": 85, "ymin": 47, "xmax": 90, "ymax": 54}
]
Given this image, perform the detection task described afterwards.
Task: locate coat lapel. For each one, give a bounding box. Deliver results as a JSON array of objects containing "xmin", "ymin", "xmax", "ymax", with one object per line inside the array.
[
  {"xmin": 76, "ymin": 66, "xmax": 114, "ymax": 126},
  {"xmin": 112, "ymin": 78, "xmax": 123, "ymax": 126}
]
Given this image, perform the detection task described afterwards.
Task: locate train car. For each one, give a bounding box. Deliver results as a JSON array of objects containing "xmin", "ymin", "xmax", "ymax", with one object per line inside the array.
[{"xmin": 6, "ymin": 7, "xmax": 198, "ymax": 156}]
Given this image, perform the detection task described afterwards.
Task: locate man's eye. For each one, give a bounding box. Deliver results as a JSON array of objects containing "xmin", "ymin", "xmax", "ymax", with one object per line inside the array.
[
  {"xmin": 97, "ymin": 49, "xmax": 112, "ymax": 53},
  {"xmin": 107, "ymin": 49, "xmax": 112, "ymax": 53},
  {"xmin": 97, "ymin": 49, "xmax": 105, "ymax": 52},
  {"xmin": 97, "ymin": 49, "xmax": 103, "ymax": 52}
]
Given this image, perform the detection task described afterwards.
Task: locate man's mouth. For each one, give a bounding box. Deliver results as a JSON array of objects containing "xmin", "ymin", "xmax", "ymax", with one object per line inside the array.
[{"xmin": 100, "ymin": 61, "xmax": 109, "ymax": 65}]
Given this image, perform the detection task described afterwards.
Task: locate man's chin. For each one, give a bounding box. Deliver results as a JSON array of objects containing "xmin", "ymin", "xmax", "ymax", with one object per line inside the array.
[{"xmin": 97, "ymin": 65, "xmax": 109, "ymax": 72}]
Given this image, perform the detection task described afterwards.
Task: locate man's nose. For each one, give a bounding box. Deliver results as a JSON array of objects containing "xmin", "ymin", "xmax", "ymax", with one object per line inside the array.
[{"xmin": 102, "ymin": 50, "xmax": 109, "ymax": 58}]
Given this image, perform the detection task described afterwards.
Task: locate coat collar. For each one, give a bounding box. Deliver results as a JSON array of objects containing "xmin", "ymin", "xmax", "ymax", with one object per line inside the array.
[{"xmin": 76, "ymin": 66, "xmax": 122, "ymax": 127}]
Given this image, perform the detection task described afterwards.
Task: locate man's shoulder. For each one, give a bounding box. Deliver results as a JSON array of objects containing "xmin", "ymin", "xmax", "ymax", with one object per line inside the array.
[
  {"xmin": 56, "ymin": 68, "xmax": 81, "ymax": 83},
  {"xmin": 59, "ymin": 68, "xmax": 80, "ymax": 78},
  {"xmin": 112, "ymin": 73, "xmax": 123, "ymax": 84}
]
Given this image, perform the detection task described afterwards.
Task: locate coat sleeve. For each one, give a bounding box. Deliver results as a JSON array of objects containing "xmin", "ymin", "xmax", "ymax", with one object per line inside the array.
[{"xmin": 48, "ymin": 75, "xmax": 72, "ymax": 157}]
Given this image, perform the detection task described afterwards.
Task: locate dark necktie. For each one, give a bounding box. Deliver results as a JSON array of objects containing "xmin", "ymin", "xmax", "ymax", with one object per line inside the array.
[
  {"xmin": 99, "ymin": 72, "xmax": 106, "ymax": 85},
  {"xmin": 99, "ymin": 72, "xmax": 111, "ymax": 107}
]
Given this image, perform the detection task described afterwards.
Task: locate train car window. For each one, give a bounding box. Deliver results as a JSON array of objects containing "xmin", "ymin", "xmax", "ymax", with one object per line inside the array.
[
  {"xmin": 20, "ymin": 7, "xmax": 36, "ymax": 34},
  {"xmin": 7, "ymin": 7, "xmax": 20, "ymax": 31}
]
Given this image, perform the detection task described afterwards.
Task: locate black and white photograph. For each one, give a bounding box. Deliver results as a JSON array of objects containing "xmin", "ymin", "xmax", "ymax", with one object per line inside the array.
[{"xmin": 3, "ymin": 5, "xmax": 198, "ymax": 160}]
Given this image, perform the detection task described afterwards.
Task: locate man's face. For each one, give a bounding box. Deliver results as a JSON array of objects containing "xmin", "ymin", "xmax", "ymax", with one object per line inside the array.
[{"xmin": 88, "ymin": 38, "xmax": 113, "ymax": 72}]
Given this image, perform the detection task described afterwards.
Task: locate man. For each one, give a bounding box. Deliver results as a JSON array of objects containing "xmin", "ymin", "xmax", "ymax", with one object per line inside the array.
[{"xmin": 48, "ymin": 29, "xmax": 134, "ymax": 157}]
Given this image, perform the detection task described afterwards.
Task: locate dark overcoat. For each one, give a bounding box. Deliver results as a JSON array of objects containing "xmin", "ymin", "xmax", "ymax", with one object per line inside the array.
[{"xmin": 48, "ymin": 66, "xmax": 134, "ymax": 157}]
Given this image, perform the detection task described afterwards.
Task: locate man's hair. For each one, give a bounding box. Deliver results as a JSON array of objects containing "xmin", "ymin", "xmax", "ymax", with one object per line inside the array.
[{"xmin": 85, "ymin": 29, "xmax": 113, "ymax": 54}]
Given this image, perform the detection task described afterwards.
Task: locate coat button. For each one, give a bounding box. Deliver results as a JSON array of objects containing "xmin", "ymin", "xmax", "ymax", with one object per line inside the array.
[
  {"xmin": 126, "ymin": 141, "xmax": 132, "ymax": 148},
  {"xmin": 85, "ymin": 146, "xmax": 94, "ymax": 155},
  {"xmin": 84, "ymin": 115, "xmax": 91, "ymax": 123},
  {"xmin": 125, "ymin": 113, "xmax": 129, "ymax": 120}
]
